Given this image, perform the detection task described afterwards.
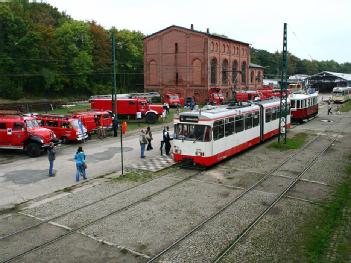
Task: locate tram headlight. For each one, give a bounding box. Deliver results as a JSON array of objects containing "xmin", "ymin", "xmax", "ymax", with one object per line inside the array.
[{"xmin": 174, "ymin": 146, "xmax": 182, "ymax": 154}]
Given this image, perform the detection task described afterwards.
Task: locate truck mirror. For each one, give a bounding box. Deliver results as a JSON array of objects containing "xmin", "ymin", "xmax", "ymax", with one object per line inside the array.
[{"xmin": 7, "ymin": 128, "xmax": 12, "ymax": 135}]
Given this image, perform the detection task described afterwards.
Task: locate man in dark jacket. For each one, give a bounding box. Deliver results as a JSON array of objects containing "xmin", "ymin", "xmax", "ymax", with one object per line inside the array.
[
  {"xmin": 48, "ymin": 142, "xmax": 56, "ymax": 177},
  {"xmin": 163, "ymin": 126, "xmax": 172, "ymax": 155},
  {"xmin": 112, "ymin": 115, "xmax": 119, "ymax": 137}
]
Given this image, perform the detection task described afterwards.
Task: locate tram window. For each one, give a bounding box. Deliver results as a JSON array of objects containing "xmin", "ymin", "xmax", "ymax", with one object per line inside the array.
[
  {"xmin": 291, "ymin": 100, "xmax": 295, "ymax": 109},
  {"xmin": 213, "ymin": 120, "xmax": 224, "ymax": 140},
  {"xmin": 296, "ymin": 100, "xmax": 300, "ymax": 109},
  {"xmin": 271, "ymin": 107, "xmax": 277, "ymax": 121},
  {"xmin": 265, "ymin": 108, "xmax": 272, "ymax": 123},
  {"xmin": 244, "ymin": 113, "xmax": 253, "ymax": 130},
  {"xmin": 174, "ymin": 124, "xmax": 211, "ymax": 142},
  {"xmin": 302, "ymin": 100, "xmax": 305, "ymax": 108},
  {"xmin": 235, "ymin": 115, "xmax": 244, "ymax": 132},
  {"xmin": 225, "ymin": 117, "xmax": 235, "ymax": 136},
  {"xmin": 253, "ymin": 112, "xmax": 259, "ymax": 127}
]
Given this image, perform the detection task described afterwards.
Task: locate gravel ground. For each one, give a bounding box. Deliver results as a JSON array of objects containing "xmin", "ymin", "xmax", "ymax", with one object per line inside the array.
[
  {"xmin": 80, "ymin": 179, "xmax": 243, "ymax": 256},
  {"xmin": 219, "ymin": 198, "xmax": 316, "ymax": 263},
  {"xmin": 157, "ymin": 190, "xmax": 277, "ymax": 262}
]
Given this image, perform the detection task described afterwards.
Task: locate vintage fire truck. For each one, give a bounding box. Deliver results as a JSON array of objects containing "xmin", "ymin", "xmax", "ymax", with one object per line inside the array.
[
  {"xmin": 208, "ymin": 88, "xmax": 225, "ymax": 105},
  {"xmin": 72, "ymin": 111, "xmax": 113, "ymax": 135},
  {"xmin": 35, "ymin": 114, "xmax": 88, "ymax": 143},
  {"xmin": 0, "ymin": 113, "xmax": 57, "ymax": 157},
  {"xmin": 89, "ymin": 92, "xmax": 163, "ymax": 123},
  {"xmin": 163, "ymin": 93, "xmax": 184, "ymax": 108}
]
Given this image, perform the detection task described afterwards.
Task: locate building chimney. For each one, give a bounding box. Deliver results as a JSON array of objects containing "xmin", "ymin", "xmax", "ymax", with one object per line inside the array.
[
  {"xmin": 190, "ymin": 24, "xmax": 194, "ymax": 30},
  {"xmin": 206, "ymin": 28, "xmax": 210, "ymax": 34}
]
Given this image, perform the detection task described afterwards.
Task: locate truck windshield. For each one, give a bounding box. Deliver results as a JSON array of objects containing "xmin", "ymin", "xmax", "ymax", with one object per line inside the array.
[
  {"xmin": 174, "ymin": 124, "xmax": 211, "ymax": 142},
  {"xmin": 169, "ymin": 95, "xmax": 179, "ymax": 99},
  {"xmin": 71, "ymin": 119, "xmax": 80, "ymax": 130},
  {"xmin": 26, "ymin": 120, "xmax": 39, "ymax": 129}
]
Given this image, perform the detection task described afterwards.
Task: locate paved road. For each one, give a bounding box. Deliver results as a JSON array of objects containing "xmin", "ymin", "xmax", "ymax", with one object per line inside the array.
[{"xmin": 0, "ymin": 129, "xmax": 166, "ymax": 209}]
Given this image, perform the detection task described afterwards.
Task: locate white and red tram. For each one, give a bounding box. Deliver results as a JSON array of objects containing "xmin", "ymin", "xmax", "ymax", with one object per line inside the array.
[
  {"xmin": 173, "ymin": 99, "xmax": 291, "ymax": 167},
  {"xmin": 289, "ymin": 91, "xmax": 318, "ymax": 122}
]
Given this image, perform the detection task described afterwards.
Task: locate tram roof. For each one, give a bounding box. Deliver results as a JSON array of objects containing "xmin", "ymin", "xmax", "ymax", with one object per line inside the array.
[{"xmin": 289, "ymin": 92, "xmax": 318, "ymax": 100}]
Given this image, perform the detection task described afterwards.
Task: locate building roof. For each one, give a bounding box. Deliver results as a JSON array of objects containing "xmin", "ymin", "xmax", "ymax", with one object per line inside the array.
[
  {"xmin": 308, "ymin": 71, "xmax": 351, "ymax": 81},
  {"xmin": 249, "ymin": 63, "xmax": 264, "ymax": 68},
  {"xmin": 144, "ymin": 25, "xmax": 250, "ymax": 46}
]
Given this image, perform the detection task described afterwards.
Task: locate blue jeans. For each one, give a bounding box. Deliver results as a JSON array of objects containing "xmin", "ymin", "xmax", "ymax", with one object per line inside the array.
[
  {"xmin": 140, "ymin": 143, "xmax": 146, "ymax": 158},
  {"xmin": 49, "ymin": 160, "xmax": 54, "ymax": 176},
  {"xmin": 76, "ymin": 163, "xmax": 87, "ymax": 182}
]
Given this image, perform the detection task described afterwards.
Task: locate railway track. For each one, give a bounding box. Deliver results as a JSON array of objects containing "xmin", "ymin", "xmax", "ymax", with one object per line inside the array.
[
  {"xmin": 1, "ymin": 167, "xmax": 202, "ymax": 263},
  {"xmin": 146, "ymin": 135, "xmax": 335, "ymax": 262}
]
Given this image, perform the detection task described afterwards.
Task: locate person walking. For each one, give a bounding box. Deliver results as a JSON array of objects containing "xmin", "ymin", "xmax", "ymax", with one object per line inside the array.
[
  {"xmin": 48, "ymin": 142, "xmax": 56, "ymax": 177},
  {"xmin": 112, "ymin": 115, "xmax": 119, "ymax": 137},
  {"xmin": 164, "ymin": 126, "xmax": 172, "ymax": 156},
  {"xmin": 74, "ymin": 146, "xmax": 87, "ymax": 182},
  {"xmin": 139, "ymin": 129, "xmax": 148, "ymax": 158},
  {"xmin": 327, "ymin": 102, "xmax": 332, "ymax": 115},
  {"xmin": 146, "ymin": 126, "xmax": 153, "ymax": 151}
]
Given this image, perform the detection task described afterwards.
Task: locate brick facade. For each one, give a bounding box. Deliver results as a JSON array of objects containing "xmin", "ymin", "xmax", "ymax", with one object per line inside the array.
[{"xmin": 144, "ymin": 25, "xmax": 264, "ymax": 104}]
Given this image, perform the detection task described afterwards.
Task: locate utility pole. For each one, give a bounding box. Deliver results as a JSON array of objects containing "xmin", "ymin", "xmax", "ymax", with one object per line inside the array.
[
  {"xmin": 112, "ymin": 33, "xmax": 117, "ymax": 115},
  {"xmin": 278, "ymin": 23, "xmax": 288, "ymax": 143}
]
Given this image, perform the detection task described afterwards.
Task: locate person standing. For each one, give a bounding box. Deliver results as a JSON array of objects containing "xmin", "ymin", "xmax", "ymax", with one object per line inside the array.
[
  {"xmin": 139, "ymin": 129, "xmax": 148, "ymax": 158},
  {"xmin": 146, "ymin": 126, "xmax": 153, "ymax": 151},
  {"xmin": 74, "ymin": 146, "xmax": 87, "ymax": 182},
  {"xmin": 164, "ymin": 126, "xmax": 172, "ymax": 156},
  {"xmin": 327, "ymin": 102, "xmax": 332, "ymax": 115},
  {"xmin": 112, "ymin": 115, "xmax": 119, "ymax": 137},
  {"xmin": 48, "ymin": 142, "xmax": 56, "ymax": 177},
  {"xmin": 160, "ymin": 127, "xmax": 166, "ymax": 155}
]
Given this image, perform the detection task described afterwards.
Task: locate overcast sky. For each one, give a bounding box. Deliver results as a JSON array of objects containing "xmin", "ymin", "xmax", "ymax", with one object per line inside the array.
[{"xmin": 44, "ymin": 0, "xmax": 350, "ymax": 63}]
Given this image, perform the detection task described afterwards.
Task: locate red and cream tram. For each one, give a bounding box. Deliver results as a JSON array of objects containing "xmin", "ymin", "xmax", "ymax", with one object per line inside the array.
[
  {"xmin": 289, "ymin": 91, "xmax": 318, "ymax": 122},
  {"xmin": 173, "ymin": 99, "xmax": 291, "ymax": 167}
]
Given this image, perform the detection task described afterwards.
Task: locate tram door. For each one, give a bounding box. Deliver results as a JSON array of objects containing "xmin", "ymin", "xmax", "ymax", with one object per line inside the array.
[{"xmin": 259, "ymin": 105, "xmax": 264, "ymax": 142}]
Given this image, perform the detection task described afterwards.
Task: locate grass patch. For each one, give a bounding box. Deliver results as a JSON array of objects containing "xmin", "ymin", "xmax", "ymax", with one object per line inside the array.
[
  {"xmin": 291, "ymin": 160, "xmax": 351, "ymax": 263},
  {"xmin": 339, "ymin": 101, "xmax": 351, "ymax": 112},
  {"xmin": 111, "ymin": 170, "xmax": 153, "ymax": 182},
  {"xmin": 268, "ymin": 132, "xmax": 308, "ymax": 150}
]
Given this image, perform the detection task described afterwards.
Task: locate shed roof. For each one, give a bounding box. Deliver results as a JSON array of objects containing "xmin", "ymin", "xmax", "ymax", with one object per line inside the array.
[
  {"xmin": 308, "ymin": 71, "xmax": 351, "ymax": 81},
  {"xmin": 144, "ymin": 25, "xmax": 250, "ymax": 46}
]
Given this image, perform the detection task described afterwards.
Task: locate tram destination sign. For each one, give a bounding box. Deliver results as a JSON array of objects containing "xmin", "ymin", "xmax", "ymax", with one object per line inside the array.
[{"xmin": 180, "ymin": 115, "xmax": 199, "ymax": 123}]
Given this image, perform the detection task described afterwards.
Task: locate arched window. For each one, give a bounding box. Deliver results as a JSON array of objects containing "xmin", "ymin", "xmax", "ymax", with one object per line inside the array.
[
  {"xmin": 175, "ymin": 43, "xmax": 178, "ymax": 53},
  {"xmin": 149, "ymin": 60, "xmax": 157, "ymax": 84},
  {"xmin": 215, "ymin": 43, "xmax": 218, "ymax": 51},
  {"xmin": 210, "ymin": 58, "xmax": 217, "ymax": 85},
  {"xmin": 211, "ymin": 42, "xmax": 214, "ymax": 51},
  {"xmin": 227, "ymin": 44, "xmax": 230, "ymax": 53},
  {"xmin": 257, "ymin": 71, "xmax": 261, "ymax": 83},
  {"xmin": 232, "ymin": 60, "xmax": 238, "ymax": 83},
  {"xmin": 241, "ymin": 61, "xmax": 247, "ymax": 83},
  {"xmin": 222, "ymin": 59, "xmax": 228, "ymax": 85},
  {"xmin": 192, "ymin": 59, "xmax": 202, "ymax": 85},
  {"xmin": 250, "ymin": 71, "xmax": 255, "ymax": 83}
]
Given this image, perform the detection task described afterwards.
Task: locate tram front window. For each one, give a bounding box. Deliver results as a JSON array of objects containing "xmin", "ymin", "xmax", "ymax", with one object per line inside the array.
[{"xmin": 175, "ymin": 124, "xmax": 211, "ymax": 142}]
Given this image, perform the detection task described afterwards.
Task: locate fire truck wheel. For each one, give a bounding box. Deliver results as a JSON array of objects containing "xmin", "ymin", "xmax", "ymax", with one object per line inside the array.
[
  {"xmin": 61, "ymin": 136, "xmax": 68, "ymax": 144},
  {"xmin": 26, "ymin": 142, "xmax": 41, "ymax": 157},
  {"xmin": 145, "ymin": 112, "xmax": 158, "ymax": 124}
]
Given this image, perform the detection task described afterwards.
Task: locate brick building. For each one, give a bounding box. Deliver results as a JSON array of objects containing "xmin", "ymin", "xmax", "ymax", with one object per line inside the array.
[{"xmin": 144, "ymin": 25, "xmax": 264, "ymax": 104}]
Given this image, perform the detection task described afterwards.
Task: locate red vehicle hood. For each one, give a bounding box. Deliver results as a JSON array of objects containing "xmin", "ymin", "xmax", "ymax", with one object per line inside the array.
[
  {"xmin": 149, "ymin": 104, "xmax": 164, "ymax": 115},
  {"xmin": 29, "ymin": 128, "xmax": 54, "ymax": 143}
]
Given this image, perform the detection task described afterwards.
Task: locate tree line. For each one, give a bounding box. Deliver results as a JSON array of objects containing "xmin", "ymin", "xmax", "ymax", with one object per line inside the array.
[{"xmin": 0, "ymin": 1, "xmax": 350, "ymax": 100}]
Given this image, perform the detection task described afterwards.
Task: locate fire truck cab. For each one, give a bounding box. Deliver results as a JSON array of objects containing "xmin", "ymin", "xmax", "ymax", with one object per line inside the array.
[
  {"xmin": 72, "ymin": 111, "xmax": 113, "ymax": 135},
  {"xmin": 208, "ymin": 88, "xmax": 225, "ymax": 105},
  {"xmin": 36, "ymin": 114, "xmax": 88, "ymax": 144},
  {"xmin": 0, "ymin": 114, "xmax": 56, "ymax": 157},
  {"xmin": 163, "ymin": 93, "xmax": 183, "ymax": 108}
]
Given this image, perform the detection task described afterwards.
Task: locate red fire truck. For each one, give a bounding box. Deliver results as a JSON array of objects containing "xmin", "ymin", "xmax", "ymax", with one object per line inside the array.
[
  {"xmin": 72, "ymin": 111, "xmax": 113, "ymax": 135},
  {"xmin": 208, "ymin": 88, "xmax": 225, "ymax": 105},
  {"xmin": 0, "ymin": 113, "xmax": 57, "ymax": 157},
  {"xmin": 89, "ymin": 93, "xmax": 163, "ymax": 123},
  {"xmin": 163, "ymin": 93, "xmax": 184, "ymax": 107},
  {"xmin": 35, "ymin": 114, "xmax": 88, "ymax": 143}
]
